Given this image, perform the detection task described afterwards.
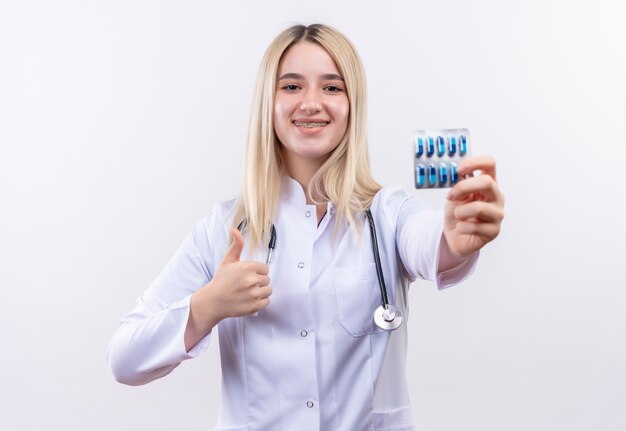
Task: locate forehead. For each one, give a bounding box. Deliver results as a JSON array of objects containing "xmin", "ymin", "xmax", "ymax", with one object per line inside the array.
[{"xmin": 277, "ymin": 41, "xmax": 341, "ymax": 76}]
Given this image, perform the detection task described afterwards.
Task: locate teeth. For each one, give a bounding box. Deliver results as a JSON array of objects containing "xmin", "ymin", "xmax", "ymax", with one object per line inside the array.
[{"xmin": 294, "ymin": 121, "xmax": 328, "ymax": 128}]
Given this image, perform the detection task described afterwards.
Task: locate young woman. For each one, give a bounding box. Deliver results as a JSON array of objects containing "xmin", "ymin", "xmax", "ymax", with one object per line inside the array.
[{"xmin": 107, "ymin": 24, "xmax": 505, "ymax": 430}]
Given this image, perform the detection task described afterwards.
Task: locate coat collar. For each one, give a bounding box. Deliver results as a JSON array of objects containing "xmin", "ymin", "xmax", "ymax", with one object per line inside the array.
[{"xmin": 280, "ymin": 175, "xmax": 335, "ymax": 215}]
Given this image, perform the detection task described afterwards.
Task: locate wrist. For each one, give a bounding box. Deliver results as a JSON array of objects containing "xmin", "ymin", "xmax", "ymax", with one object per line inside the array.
[
  {"xmin": 185, "ymin": 286, "xmax": 222, "ymax": 352},
  {"xmin": 191, "ymin": 285, "xmax": 223, "ymax": 329},
  {"xmin": 438, "ymin": 232, "xmax": 470, "ymax": 273}
]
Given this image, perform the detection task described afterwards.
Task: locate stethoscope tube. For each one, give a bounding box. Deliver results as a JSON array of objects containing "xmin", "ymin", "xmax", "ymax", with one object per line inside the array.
[
  {"xmin": 236, "ymin": 220, "xmax": 277, "ymax": 267},
  {"xmin": 365, "ymin": 209, "xmax": 389, "ymax": 307},
  {"xmin": 365, "ymin": 210, "xmax": 403, "ymax": 331},
  {"xmin": 236, "ymin": 209, "xmax": 402, "ymax": 331}
]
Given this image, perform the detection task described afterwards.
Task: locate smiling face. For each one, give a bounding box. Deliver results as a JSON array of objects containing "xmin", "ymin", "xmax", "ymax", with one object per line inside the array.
[{"xmin": 273, "ymin": 41, "xmax": 349, "ymax": 175}]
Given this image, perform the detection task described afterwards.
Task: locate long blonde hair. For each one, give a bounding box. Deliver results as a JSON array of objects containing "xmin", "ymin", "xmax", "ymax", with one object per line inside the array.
[{"xmin": 233, "ymin": 24, "xmax": 381, "ymax": 250}]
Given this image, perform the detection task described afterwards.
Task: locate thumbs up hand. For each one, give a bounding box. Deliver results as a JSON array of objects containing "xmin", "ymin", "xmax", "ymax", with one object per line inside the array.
[
  {"xmin": 185, "ymin": 227, "xmax": 272, "ymax": 351},
  {"xmin": 207, "ymin": 227, "xmax": 272, "ymax": 318}
]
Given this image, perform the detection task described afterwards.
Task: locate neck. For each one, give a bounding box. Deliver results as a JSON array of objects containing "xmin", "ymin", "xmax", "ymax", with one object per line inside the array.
[{"xmin": 283, "ymin": 154, "xmax": 327, "ymax": 205}]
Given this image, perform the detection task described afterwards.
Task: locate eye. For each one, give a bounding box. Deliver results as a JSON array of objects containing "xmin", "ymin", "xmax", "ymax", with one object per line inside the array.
[
  {"xmin": 281, "ymin": 84, "xmax": 301, "ymax": 91},
  {"xmin": 324, "ymin": 85, "xmax": 344, "ymax": 93}
]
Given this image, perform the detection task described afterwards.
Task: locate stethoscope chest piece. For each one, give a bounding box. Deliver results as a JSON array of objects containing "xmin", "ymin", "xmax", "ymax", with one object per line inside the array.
[{"xmin": 373, "ymin": 304, "xmax": 403, "ymax": 331}]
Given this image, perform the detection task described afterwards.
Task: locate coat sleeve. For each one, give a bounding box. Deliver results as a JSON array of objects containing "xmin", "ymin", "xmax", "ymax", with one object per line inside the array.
[
  {"xmin": 382, "ymin": 186, "xmax": 479, "ymax": 289},
  {"xmin": 106, "ymin": 208, "xmax": 222, "ymax": 386}
]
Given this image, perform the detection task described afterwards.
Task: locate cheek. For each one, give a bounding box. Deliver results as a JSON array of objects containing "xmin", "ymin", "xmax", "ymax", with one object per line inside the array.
[
  {"xmin": 273, "ymin": 98, "xmax": 289, "ymax": 137},
  {"xmin": 274, "ymin": 94, "xmax": 298, "ymax": 118},
  {"xmin": 338, "ymin": 102, "xmax": 350, "ymax": 138},
  {"xmin": 331, "ymin": 98, "xmax": 350, "ymax": 125},
  {"xmin": 273, "ymin": 98, "xmax": 284, "ymax": 120}
]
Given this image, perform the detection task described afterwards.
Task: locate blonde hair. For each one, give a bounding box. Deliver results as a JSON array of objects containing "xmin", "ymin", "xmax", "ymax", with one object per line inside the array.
[{"xmin": 233, "ymin": 24, "xmax": 381, "ymax": 250}]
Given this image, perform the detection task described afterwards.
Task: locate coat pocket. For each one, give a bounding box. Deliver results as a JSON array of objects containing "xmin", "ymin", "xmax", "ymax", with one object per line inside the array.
[{"xmin": 334, "ymin": 263, "xmax": 385, "ymax": 337}]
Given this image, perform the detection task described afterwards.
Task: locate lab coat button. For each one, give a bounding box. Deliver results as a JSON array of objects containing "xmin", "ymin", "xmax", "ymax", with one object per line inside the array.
[
  {"xmin": 306, "ymin": 401, "xmax": 314, "ymax": 408},
  {"xmin": 298, "ymin": 262, "xmax": 305, "ymax": 268},
  {"xmin": 300, "ymin": 330, "xmax": 308, "ymax": 337},
  {"xmin": 305, "ymin": 210, "xmax": 311, "ymax": 218}
]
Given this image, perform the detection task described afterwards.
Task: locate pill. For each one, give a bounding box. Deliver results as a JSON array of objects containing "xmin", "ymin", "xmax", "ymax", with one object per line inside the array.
[
  {"xmin": 448, "ymin": 135, "xmax": 457, "ymax": 155},
  {"xmin": 427, "ymin": 136, "xmax": 435, "ymax": 157},
  {"xmin": 459, "ymin": 135, "xmax": 467, "ymax": 155},
  {"xmin": 436, "ymin": 136, "xmax": 445, "ymax": 156},
  {"xmin": 415, "ymin": 136, "xmax": 424, "ymax": 158},
  {"xmin": 428, "ymin": 164, "xmax": 437, "ymax": 186},
  {"xmin": 439, "ymin": 163, "xmax": 448, "ymax": 185},
  {"xmin": 415, "ymin": 164, "xmax": 425, "ymax": 187},
  {"xmin": 450, "ymin": 162, "xmax": 459, "ymax": 184},
  {"xmin": 413, "ymin": 129, "xmax": 471, "ymax": 190}
]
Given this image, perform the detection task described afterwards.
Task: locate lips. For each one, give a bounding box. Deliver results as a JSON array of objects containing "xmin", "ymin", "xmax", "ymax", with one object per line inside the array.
[{"xmin": 293, "ymin": 120, "xmax": 329, "ymax": 128}]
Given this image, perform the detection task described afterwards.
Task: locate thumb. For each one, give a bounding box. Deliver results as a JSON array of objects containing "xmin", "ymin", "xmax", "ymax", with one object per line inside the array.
[{"xmin": 222, "ymin": 226, "xmax": 244, "ymax": 263}]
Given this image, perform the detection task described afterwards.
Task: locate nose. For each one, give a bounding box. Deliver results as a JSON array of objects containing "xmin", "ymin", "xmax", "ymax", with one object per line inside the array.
[{"xmin": 299, "ymin": 89, "xmax": 322, "ymax": 113}]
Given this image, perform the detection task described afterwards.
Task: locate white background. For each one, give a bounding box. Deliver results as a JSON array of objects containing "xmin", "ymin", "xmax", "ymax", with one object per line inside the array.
[{"xmin": 1, "ymin": 1, "xmax": 625, "ymax": 430}]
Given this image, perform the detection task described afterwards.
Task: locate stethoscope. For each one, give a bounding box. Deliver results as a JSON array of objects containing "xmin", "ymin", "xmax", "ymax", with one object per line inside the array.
[{"xmin": 237, "ymin": 209, "xmax": 403, "ymax": 331}]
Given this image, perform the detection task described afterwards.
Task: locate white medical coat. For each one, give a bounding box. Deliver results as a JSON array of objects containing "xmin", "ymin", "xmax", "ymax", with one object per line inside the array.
[{"xmin": 107, "ymin": 176, "xmax": 478, "ymax": 430}]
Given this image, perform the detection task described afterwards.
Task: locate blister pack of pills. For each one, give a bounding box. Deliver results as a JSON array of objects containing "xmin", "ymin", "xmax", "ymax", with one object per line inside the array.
[{"xmin": 413, "ymin": 128, "xmax": 472, "ymax": 189}]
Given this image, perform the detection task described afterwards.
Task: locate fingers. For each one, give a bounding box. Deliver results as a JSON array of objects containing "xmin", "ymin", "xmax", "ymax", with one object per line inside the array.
[
  {"xmin": 452, "ymin": 220, "xmax": 501, "ymax": 241},
  {"xmin": 243, "ymin": 281, "xmax": 272, "ymax": 299},
  {"xmin": 255, "ymin": 297, "xmax": 271, "ymax": 313},
  {"xmin": 208, "ymin": 228, "xmax": 274, "ymax": 319},
  {"xmin": 448, "ymin": 173, "xmax": 503, "ymax": 203},
  {"xmin": 242, "ymin": 261, "xmax": 269, "ymax": 275},
  {"xmin": 229, "ymin": 273, "xmax": 272, "ymax": 316},
  {"xmin": 453, "ymin": 200, "xmax": 505, "ymax": 224},
  {"xmin": 245, "ymin": 285, "xmax": 272, "ymax": 315},
  {"xmin": 443, "ymin": 155, "xmax": 505, "ymax": 256},
  {"xmin": 223, "ymin": 227, "xmax": 244, "ymax": 264},
  {"xmin": 458, "ymin": 155, "xmax": 496, "ymax": 180},
  {"xmin": 246, "ymin": 273, "xmax": 270, "ymax": 288},
  {"xmin": 256, "ymin": 284, "xmax": 273, "ymax": 300},
  {"xmin": 222, "ymin": 228, "xmax": 269, "ymax": 275}
]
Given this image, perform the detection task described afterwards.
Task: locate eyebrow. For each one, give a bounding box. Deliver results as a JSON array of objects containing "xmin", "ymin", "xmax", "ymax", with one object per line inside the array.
[{"xmin": 277, "ymin": 72, "xmax": 344, "ymax": 81}]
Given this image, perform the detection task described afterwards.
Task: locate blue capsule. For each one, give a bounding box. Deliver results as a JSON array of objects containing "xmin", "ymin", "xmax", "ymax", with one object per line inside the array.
[
  {"xmin": 459, "ymin": 135, "xmax": 468, "ymax": 155},
  {"xmin": 439, "ymin": 163, "xmax": 448, "ymax": 185},
  {"xmin": 448, "ymin": 135, "xmax": 457, "ymax": 155},
  {"xmin": 427, "ymin": 136, "xmax": 435, "ymax": 157},
  {"xmin": 415, "ymin": 164, "xmax": 426, "ymax": 187},
  {"xmin": 436, "ymin": 136, "xmax": 445, "ymax": 156},
  {"xmin": 415, "ymin": 136, "xmax": 424, "ymax": 158},
  {"xmin": 450, "ymin": 162, "xmax": 459, "ymax": 184},
  {"xmin": 427, "ymin": 164, "xmax": 437, "ymax": 186}
]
